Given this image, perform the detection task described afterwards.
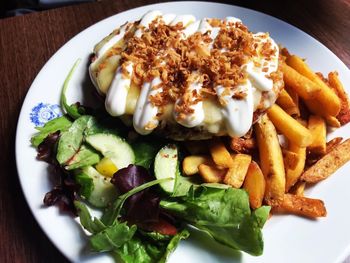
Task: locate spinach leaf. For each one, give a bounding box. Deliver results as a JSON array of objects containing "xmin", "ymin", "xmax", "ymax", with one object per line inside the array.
[
  {"xmin": 74, "ymin": 172, "xmax": 94, "ymax": 200},
  {"xmin": 133, "ymin": 141, "xmax": 162, "ymax": 169},
  {"xmin": 65, "ymin": 144, "xmax": 100, "ymax": 170},
  {"xmin": 31, "ymin": 116, "xmax": 72, "ymax": 147},
  {"xmin": 102, "ymin": 177, "xmax": 172, "ymax": 226},
  {"xmin": 172, "ymin": 172, "xmax": 197, "ymax": 197},
  {"xmin": 138, "ymin": 231, "xmax": 172, "ymax": 242},
  {"xmin": 159, "ymin": 229, "xmax": 190, "ymax": 263},
  {"xmin": 75, "ymin": 201, "xmax": 136, "ymax": 252},
  {"xmin": 114, "ymin": 235, "xmax": 163, "ymax": 263},
  {"xmin": 74, "ymin": 201, "xmax": 106, "ymax": 234},
  {"xmin": 60, "ymin": 59, "xmax": 85, "ymax": 119},
  {"xmin": 56, "ymin": 115, "xmax": 91, "ymax": 164},
  {"xmin": 114, "ymin": 229, "xmax": 189, "ymax": 263},
  {"xmin": 160, "ymin": 186, "xmax": 270, "ymax": 256},
  {"xmin": 90, "ymin": 222, "xmax": 137, "ymax": 252}
]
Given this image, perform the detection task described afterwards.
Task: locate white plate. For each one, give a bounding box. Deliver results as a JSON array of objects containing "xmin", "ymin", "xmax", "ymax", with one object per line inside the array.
[{"xmin": 15, "ymin": 2, "xmax": 350, "ymax": 263}]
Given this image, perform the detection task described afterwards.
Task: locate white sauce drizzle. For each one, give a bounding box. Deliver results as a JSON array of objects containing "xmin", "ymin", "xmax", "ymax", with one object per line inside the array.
[
  {"xmin": 97, "ymin": 12, "xmax": 280, "ymax": 137},
  {"xmin": 133, "ymin": 78, "xmax": 162, "ymax": 135},
  {"xmin": 135, "ymin": 10, "xmax": 162, "ymax": 38},
  {"xmin": 216, "ymin": 83, "xmax": 254, "ymax": 137},
  {"xmin": 90, "ymin": 24, "xmax": 128, "ymax": 68},
  {"xmin": 105, "ymin": 62, "xmax": 133, "ymax": 116},
  {"xmin": 170, "ymin": 15, "xmax": 196, "ymax": 27},
  {"xmin": 174, "ymin": 76, "xmax": 205, "ymax": 128}
]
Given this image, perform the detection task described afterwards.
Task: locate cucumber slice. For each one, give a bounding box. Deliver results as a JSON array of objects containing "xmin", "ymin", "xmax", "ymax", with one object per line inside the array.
[
  {"xmin": 85, "ymin": 133, "xmax": 135, "ymax": 169},
  {"xmin": 154, "ymin": 144, "xmax": 179, "ymax": 193},
  {"xmin": 75, "ymin": 166, "xmax": 117, "ymax": 208}
]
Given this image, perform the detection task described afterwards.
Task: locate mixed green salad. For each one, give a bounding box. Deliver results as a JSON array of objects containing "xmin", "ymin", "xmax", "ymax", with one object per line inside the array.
[{"xmin": 31, "ymin": 61, "xmax": 270, "ymax": 262}]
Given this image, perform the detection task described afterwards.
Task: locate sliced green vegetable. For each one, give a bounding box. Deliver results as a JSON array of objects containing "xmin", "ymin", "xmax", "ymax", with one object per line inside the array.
[
  {"xmin": 76, "ymin": 166, "xmax": 118, "ymax": 208},
  {"xmin": 86, "ymin": 133, "xmax": 135, "ymax": 170},
  {"xmin": 154, "ymin": 145, "xmax": 179, "ymax": 194},
  {"xmin": 31, "ymin": 115, "xmax": 72, "ymax": 147},
  {"xmin": 160, "ymin": 186, "xmax": 270, "ymax": 256}
]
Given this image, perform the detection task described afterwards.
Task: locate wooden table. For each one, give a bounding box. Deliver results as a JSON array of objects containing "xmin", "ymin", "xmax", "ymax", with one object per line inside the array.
[{"xmin": 0, "ymin": 0, "xmax": 349, "ymax": 262}]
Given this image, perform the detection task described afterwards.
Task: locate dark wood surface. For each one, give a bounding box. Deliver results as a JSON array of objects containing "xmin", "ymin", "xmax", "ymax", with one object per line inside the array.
[{"xmin": 0, "ymin": 0, "xmax": 349, "ymax": 262}]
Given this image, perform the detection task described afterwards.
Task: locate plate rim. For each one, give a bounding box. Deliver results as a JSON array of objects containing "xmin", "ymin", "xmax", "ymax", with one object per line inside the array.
[{"xmin": 15, "ymin": 1, "xmax": 350, "ymax": 263}]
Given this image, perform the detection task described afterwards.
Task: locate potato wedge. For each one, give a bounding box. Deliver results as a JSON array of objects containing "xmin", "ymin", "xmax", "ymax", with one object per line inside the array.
[
  {"xmin": 326, "ymin": 137, "xmax": 343, "ymax": 154},
  {"xmin": 276, "ymin": 89, "xmax": 300, "ymax": 116},
  {"xmin": 273, "ymin": 194, "xmax": 327, "ymax": 218},
  {"xmin": 325, "ymin": 115, "xmax": 341, "ymax": 128},
  {"xmin": 223, "ymin": 154, "xmax": 251, "ymax": 188},
  {"xmin": 243, "ymin": 161, "xmax": 266, "ymax": 209},
  {"xmin": 280, "ymin": 62, "xmax": 321, "ymax": 99},
  {"xmin": 286, "ymin": 55, "xmax": 341, "ymax": 117},
  {"xmin": 289, "ymin": 181, "xmax": 306, "ymax": 197},
  {"xmin": 285, "ymin": 85, "xmax": 299, "ymax": 112},
  {"xmin": 285, "ymin": 143, "xmax": 306, "ymax": 191},
  {"xmin": 254, "ymin": 114, "xmax": 285, "ymax": 206},
  {"xmin": 198, "ymin": 164, "xmax": 226, "ymax": 183},
  {"xmin": 308, "ymin": 115, "xmax": 326, "ymax": 155},
  {"xmin": 267, "ymin": 104, "xmax": 313, "ymax": 147},
  {"xmin": 301, "ymin": 138, "xmax": 350, "ymax": 183},
  {"xmin": 209, "ymin": 138, "xmax": 234, "ymax": 168},
  {"xmin": 283, "ymin": 150, "xmax": 299, "ymax": 170},
  {"xmin": 182, "ymin": 155, "xmax": 213, "ymax": 176},
  {"xmin": 328, "ymin": 71, "xmax": 350, "ymax": 104},
  {"xmin": 328, "ymin": 71, "xmax": 350, "ymax": 125},
  {"xmin": 229, "ymin": 137, "xmax": 256, "ymax": 154}
]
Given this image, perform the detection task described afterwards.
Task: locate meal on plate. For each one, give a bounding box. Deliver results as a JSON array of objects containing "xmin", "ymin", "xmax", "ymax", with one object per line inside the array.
[{"xmin": 31, "ymin": 10, "xmax": 350, "ymax": 263}]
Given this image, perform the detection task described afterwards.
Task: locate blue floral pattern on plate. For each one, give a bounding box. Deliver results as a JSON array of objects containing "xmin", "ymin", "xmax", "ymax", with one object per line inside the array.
[{"xmin": 30, "ymin": 103, "xmax": 62, "ymax": 127}]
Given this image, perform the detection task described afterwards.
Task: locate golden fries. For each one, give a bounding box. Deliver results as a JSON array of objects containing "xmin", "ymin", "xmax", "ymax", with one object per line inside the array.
[
  {"xmin": 276, "ymin": 89, "xmax": 300, "ymax": 116},
  {"xmin": 308, "ymin": 115, "xmax": 326, "ymax": 155},
  {"xmin": 209, "ymin": 138, "xmax": 234, "ymax": 168},
  {"xmin": 286, "ymin": 55, "xmax": 341, "ymax": 117},
  {"xmin": 198, "ymin": 164, "xmax": 226, "ymax": 183},
  {"xmin": 285, "ymin": 143, "xmax": 306, "ymax": 191},
  {"xmin": 289, "ymin": 181, "xmax": 306, "ymax": 197},
  {"xmin": 329, "ymin": 71, "xmax": 350, "ymax": 105},
  {"xmin": 267, "ymin": 104, "xmax": 313, "ymax": 147},
  {"xmin": 273, "ymin": 194, "xmax": 327, "ymax": 218},
  {"xmin": 280, "ymin": 63, "xmax": 321, "ymax": 99},
  {"xmin": 325, "ymin": 115, "xmax": 341, "ymax": 128},
  {"xmin": 229, "ymin": 137, "xmax": 255, "ymax": 154},
  {"xmin": 183, "ymin": 155, "xmax": 212, "ymax": 176},
  {"xmin": 301, "ymin": 139, "xmax": 350, "ymax": 183},
  {"xmin": 180, "ymin": 50, "xmax": 350, "ymax": 221},
  {"xmin": 283, "ymin": 150, "xmax": 299, "ymax": 170},
  {"xmin": 326, "ymin": 137, "xmax": 343, "ymax": 154},
  {"xmin": 243, "ymin": 161, "xmax": 266, "ymax": 209},
  {"xmin": 328, "ymin": 71, "xmax": 350, "ymax": 125},
  {"xmin": 223, "ymin": 154, "xmax": 251, "ymax": 188},
  {"xmin": 254, "ymin": 114, "xmax": 285, "ymax": 206}
]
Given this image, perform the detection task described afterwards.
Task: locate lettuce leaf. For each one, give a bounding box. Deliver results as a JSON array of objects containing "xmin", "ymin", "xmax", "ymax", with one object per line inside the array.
[
  {"xmin": 114, "ymin": 229, "xmax": 189, "ymax": 263},
  {"xmin": 90, "ymin": 222, "xmax": 137, "ymax": 252},
  {"xmin": 56, "ymin": 115, "xmax": 101, "ymax": 166},
  {"xmin": 31, "ymin": 116, "xmax": 72, "ymax": 147},
  {"xmin": 160, "ymin": 186, "xmax": 270, "ymax": 256}
]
